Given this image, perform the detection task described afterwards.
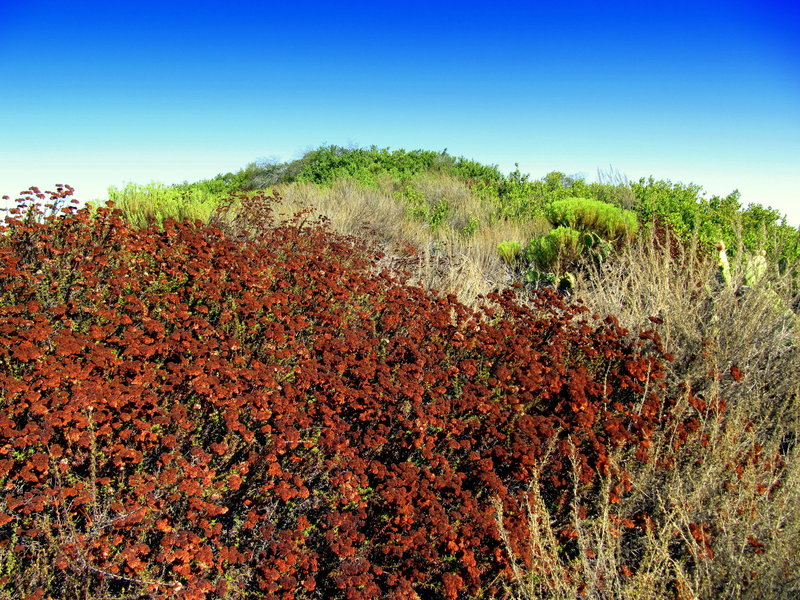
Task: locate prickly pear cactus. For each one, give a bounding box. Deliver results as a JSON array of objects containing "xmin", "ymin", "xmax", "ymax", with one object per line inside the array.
[
  {"xmin": 745, "ymin": 250, "xmax": 767, "ymax": 287},
  {"xmin": 582, "ymin": 231, "xmax": 612, "ymax": 267},
  {"xmin": 524, "ymin": 269, "xmax": 557, "ymax": 287},
  {"xmin": 557, "ymin": 272, "xmax": 576, "ymax": 293},
  {"xmin": 716, "ymin": 240, "xmax": 732, "ymax": 286}
]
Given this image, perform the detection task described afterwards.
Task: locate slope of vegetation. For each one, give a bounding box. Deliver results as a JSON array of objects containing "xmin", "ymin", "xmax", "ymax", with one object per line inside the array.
[
  {"xmin": 106, "ymin": 145, "xmax": 800, "ymax": 287},
  {"xmin": 2, "ymin": 143, "xmax": 800, "ymax": 600}
]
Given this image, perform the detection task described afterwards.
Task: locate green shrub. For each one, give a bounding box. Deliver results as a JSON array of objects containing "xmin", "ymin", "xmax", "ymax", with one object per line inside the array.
[
  {"xmin": 631, "ymin": 177, "xmax": 800, "ymax": 266},
  {"xmin": 630, "ymin": 177, "xmax": 710, "ymax": 240},
  {"xmin": 497, "ymin": 240, "xmax": 522, "ymax": 264},
  {"xmin": 105, "ymin": 181, "xmax": 240, "ymax": 229},
  {"xmin": 279, "ymin": 145, "xmax": 505, "ymax": 187},
  {"xmin": 525, "ymin": 226, "xmax": 583, "ymax": 271},
  {"xmin": 397, "ymin": 180, "xmax": 450, "ymax": 229},
  {"xmin": 546, "ymin": 197, "xmax": 639, "ymax": 243}
]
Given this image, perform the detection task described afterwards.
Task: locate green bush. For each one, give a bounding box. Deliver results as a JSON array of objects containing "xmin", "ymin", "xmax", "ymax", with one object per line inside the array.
[
  {"xmin": 497, "ymin": 240, "xmax": 522, "ymax": 264},
  {"xmin": 630, "ymin": 178, "xmax": 710, "ymax": 240},
  {"xmin": 251, "ymin": 145, "xmax": 506, "ymax": 188},
  {"xmin": 525, "ymin": 226, "xmax": 584, "ymax": 271},
  {"xmin": 630, "ymin": 177, "xmax": 800, "ymax": 266},
  {"xmin": 472, "ymin": 170, "xmax": 593, "ymax": 222},
  {"xmin": 105, "ymin": 182, "xmax": 233, "ymax": 229},
  {"xmin": 546, "ymin": 197, "xmax": 639, "ymax": 243}
]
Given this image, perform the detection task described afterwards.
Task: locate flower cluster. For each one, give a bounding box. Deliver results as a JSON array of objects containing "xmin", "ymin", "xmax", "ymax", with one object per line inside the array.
[{"xmin": 0, "ymin": 188, "xmax": 722, "ymax": 599}]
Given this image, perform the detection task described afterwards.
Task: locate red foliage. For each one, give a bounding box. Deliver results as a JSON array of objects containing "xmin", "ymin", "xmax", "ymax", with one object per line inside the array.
[{"xmin": 0, "ymin": 188, "xmax": 731, "ymax": 598}]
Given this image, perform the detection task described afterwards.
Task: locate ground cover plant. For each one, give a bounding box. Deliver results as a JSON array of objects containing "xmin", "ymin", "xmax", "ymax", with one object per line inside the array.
[{"xmin": 4, "ymin": 184, "xmax": 795, "ymax": 599}]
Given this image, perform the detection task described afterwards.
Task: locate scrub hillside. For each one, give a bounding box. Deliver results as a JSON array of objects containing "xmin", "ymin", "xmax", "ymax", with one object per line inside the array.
[{"xmin": 1, "ymin": 146, "xmax": 799, "ymax": 600}]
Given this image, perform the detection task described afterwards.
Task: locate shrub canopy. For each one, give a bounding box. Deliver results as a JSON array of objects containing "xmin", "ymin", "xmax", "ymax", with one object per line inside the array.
[{"xmin": 0, "ymin": 187, "xmax": 715, "ymax": 599}]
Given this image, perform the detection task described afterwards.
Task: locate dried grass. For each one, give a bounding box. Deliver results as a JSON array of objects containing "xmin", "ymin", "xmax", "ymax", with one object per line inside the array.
[{"xmin": 494, "ymin": 225, "xmax": 800, "ymax": 599}]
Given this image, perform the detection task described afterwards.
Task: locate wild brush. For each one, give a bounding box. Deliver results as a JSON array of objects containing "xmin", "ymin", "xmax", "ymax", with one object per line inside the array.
[{"xmin": 2, "ymin": 183, "xmax": 797, "ymax": 599}]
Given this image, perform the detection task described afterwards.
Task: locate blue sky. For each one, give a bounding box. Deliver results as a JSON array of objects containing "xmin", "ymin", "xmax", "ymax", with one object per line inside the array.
[{"xmin": 1, "ymin": 0, "xmax": 799, "ymax": 224}]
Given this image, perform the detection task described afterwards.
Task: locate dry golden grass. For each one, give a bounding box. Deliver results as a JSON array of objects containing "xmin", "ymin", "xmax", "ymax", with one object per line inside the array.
[
  {"xmin": 269, "ymin": 175, "xmax": 543, "ymax": 308},
  {"xmin": 506, "ymin": 225, "xmax": 800, "ymax": 600}
]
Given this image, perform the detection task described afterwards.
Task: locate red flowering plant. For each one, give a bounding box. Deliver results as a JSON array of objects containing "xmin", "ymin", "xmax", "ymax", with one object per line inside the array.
[{"xmin": 0, "ymin": 188, "xmax": 735, "ymax": 599}]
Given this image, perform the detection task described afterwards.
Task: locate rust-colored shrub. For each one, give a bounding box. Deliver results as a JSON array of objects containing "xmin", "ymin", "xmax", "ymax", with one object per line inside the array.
[{"xmin": 0, "ymin": 187, "xmax": 732, "ymax": 599}]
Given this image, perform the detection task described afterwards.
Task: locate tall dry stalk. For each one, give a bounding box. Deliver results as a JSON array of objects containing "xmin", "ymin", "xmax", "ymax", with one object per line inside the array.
[
  {"xmin": 515, "ymin": 224, "xmax": 800, "ymax": 599},
  {"xmin": 271, "ymin": 177, "xmax": 535, "ymax": 308}
]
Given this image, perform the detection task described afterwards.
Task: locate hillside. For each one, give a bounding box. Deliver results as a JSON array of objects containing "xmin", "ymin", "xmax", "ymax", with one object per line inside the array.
[
  {"xmin": 1, "ymin": 149, "xmax": 799, "ymax": 599},
  {"xmin": 103, "ymin": 146, "xmax": 800, "ymax": 306}
]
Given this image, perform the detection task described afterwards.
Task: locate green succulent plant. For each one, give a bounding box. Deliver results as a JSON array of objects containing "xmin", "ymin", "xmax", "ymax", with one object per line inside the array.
[
  {"xmin": 525, "ymin": 226, "xmax": 583, "ymax": 271},
  {"xmin": 546, "ymin": 197, "xmax": 639, "ymax": 244},
  {"xmin": 497, "ymin": 240, "xmax": 522, "ymax": 264}
]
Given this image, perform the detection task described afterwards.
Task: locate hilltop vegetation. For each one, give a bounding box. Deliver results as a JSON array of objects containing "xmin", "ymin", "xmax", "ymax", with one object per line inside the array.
[
  {"xmin": 2, "ymin": 146, "xmax": 800, "ymax": 599},
  {"xmin": 108, "ymin": 145, "xmax": 800, "ymax": 285}
]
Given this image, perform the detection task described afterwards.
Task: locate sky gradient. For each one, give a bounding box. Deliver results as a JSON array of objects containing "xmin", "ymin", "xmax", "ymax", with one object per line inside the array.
[{"xmin": 2, "ymin": 1, "xmax": 799, "ymax": 224}]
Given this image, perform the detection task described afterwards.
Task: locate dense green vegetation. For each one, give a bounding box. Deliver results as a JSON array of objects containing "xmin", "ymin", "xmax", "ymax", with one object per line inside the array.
[
  {"xmin": 124, "ymin": 146, "xmax": 792, "ymax": 236},
  {"xmin": 106, "ymin": 144, "xmax": 800, "ymax": 284},
  {"xmin": 545, "ymin": 198, "xmax": 638, "ymax": 244}
]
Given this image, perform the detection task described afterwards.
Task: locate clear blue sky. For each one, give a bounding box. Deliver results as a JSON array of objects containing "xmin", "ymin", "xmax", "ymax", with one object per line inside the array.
[{"xmin": 2, "ymin": 0, "xmax": 799, "ymax": 224}]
